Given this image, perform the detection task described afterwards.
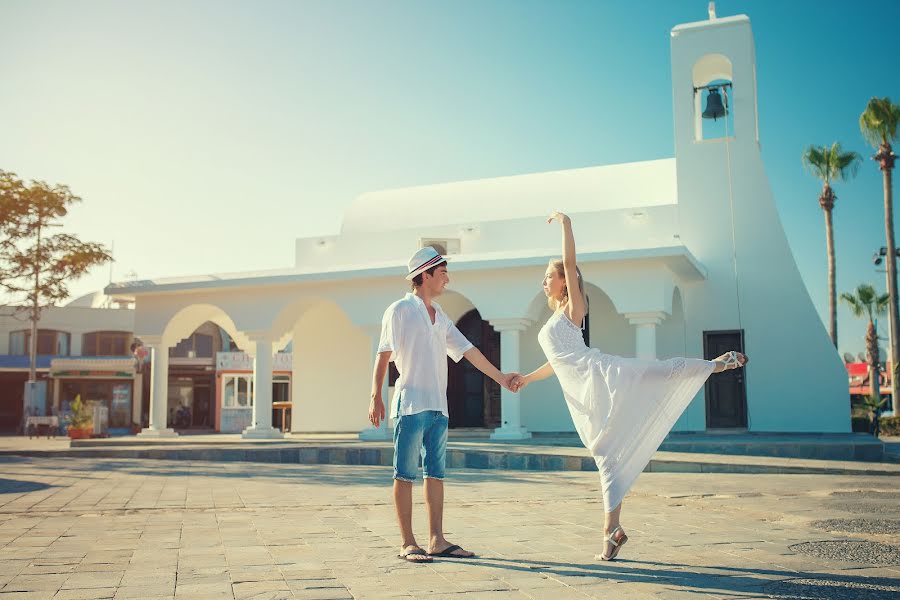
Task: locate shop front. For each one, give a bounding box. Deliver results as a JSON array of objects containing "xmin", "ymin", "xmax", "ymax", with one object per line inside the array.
[
  {"xmin": 50, "ymin": 357, "xmax": 141, "ymax": 435},
  {"xmin": 216, "ymin": 352, "xmax": 291, "ymax": 433}
]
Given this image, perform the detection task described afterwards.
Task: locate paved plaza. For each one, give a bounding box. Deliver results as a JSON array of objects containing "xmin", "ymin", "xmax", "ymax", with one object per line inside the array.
[{"xmin": 0, "ymin": 456, "xmax": 897, "ymax": 599}]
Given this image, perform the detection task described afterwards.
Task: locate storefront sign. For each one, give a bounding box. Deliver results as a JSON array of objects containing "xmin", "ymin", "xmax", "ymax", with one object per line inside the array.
[{"xmin": 216, "ymin": 352, "xmax": 292, "ymax": 372}]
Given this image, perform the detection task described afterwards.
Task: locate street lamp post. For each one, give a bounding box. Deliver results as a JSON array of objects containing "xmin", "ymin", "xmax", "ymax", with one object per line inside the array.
[{"xmin": 873, "ymin": 246, "xmax": 900, "ymax": 403}]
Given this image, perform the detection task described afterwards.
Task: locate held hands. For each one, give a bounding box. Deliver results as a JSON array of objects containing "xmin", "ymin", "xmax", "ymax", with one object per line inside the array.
[
  {"xmin": 500, "ymin": 373, "xmax": 527, "ymax": 393},
  {"xmin": 368, "ymin": 395, "xmax": 385, "ymax": 427}
]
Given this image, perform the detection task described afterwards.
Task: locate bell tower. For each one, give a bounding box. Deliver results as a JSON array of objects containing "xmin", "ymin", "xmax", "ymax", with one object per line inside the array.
[
  {"xmin": 667, "ymin": 6, "xmax": 850, "ymax": 433},
  {"xmin": 670, "ymin": 8, "xmax": 761, "ymax": 260}
]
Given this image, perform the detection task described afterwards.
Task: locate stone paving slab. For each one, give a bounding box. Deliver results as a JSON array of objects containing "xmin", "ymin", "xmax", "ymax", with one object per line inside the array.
[{"xmin": 0, "ymin": 457, "xmax": 897, "ymax": 598}]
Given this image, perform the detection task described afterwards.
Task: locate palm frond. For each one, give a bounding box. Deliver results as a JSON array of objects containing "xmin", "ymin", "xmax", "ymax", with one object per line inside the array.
[
  {"xmin": 856, "ymin": 283, "xmax": 877, "ymax": 305},
  {"xmin": 801, "ymin": 145, "xmax": 830, "ymax": 182},
  {"xmin": 840, "ymin": 291, "xmax": 865, "ymax": 318},
  {"xmin": 828, "ymin": 142, "xmax": 862, "ymax": 181},
  {"xmin": 802, "ymin": 143, "xmax": 861, "ymax": 184},
  {"xmin": 860, "ymin": 97, "xmax": 900, "ymax": 147},
  {"xmin": 842, "ymin": 284, "xmax": 884, "ymax": 320}
]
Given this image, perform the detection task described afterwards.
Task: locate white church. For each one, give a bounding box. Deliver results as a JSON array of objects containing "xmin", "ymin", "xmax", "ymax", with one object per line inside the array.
[{"xmin": 107, "ymin": 9, "xmax": 850, "ymax": 440}]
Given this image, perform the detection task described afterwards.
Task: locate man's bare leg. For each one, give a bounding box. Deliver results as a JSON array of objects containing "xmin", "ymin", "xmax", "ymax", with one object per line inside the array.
[
  {"xmin": 394, "ymin": 479, "xmax": 429, "ymax": 562},
  {"xmin": 424, "ymin": 477, "xmax": 474, "ymax": 557}
]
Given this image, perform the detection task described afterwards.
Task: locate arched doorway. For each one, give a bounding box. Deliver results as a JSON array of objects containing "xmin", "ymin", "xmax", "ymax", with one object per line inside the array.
[
  {"xmin": 167, "ymin": 321, "xmax": 237, "ymax": 430},
  {"xmin": 447, "ymin": 309, "xmax": 500, "ymax": 428}
]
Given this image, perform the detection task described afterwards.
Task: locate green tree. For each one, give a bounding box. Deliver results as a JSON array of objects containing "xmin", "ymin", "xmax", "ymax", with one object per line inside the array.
[
  {"xmin": 801, "ymin": 142, "xmax": 861, "ymax": 348},
  {"xmin": 840, "ymin": 284, "xmax": 889, "ymax": 402},
  {"xmin": 860, "ymin": 97, "xmax": 900, "ymax": 404},
  {"xmin": 0, "ymin": 170, "xmax": 112, "ymax": 408}
]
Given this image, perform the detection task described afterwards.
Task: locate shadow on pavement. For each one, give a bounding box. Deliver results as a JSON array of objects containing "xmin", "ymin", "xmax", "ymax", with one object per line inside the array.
[
  {"xmin": 0, "ymin": 477, "xmax": 54, "ymax": 494},
  {"xmin": 469, "ymin": 556, "xmax": 899, "ymax": 599}
]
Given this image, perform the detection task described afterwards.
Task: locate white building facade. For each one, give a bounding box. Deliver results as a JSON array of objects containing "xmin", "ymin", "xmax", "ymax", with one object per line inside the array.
[
  {"xmin": 107, "ymin": 12, "xmax": 850, "ymax": 440},
  {"xmin": 0, "ymin": 293, "xmax": 141, "ymax": 433}
]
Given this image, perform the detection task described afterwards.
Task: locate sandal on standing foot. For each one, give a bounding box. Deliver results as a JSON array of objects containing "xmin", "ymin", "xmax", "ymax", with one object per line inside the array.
[{"xmin": 596, "ymin": 526, "xmax": 628, "ymax": 561}]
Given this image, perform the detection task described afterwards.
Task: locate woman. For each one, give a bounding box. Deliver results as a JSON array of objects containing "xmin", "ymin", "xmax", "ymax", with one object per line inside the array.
[{"xmin": 511, "ymin": 211, "xmax": 748, "ymax": 561}]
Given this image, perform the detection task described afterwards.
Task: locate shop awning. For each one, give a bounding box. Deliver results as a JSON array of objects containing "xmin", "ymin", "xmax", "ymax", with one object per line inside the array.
[
  {"xmin": 0, "ymin": 355, "xmax": 54, "ymax": 371},
  {"xmin": 50, "ymin": 357, "xmax": 135, "ymax": 379}
]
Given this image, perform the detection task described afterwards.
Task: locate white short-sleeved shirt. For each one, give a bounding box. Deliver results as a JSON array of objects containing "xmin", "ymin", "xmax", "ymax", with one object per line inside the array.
[{"xmin": 379, "ymin": 292, "xmax": 474, "ymax": 418}]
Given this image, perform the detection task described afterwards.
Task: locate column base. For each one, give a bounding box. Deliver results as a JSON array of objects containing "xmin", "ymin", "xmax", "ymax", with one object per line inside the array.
[
  {"xmin": 137, "ymin": 427, "xmax": 178, "ymax": 438},
  {"xmin": 359, "ymin": 422, "xmax": 392, "ymax": 441},
  {"xmin": 490, "ymin": 426, "xmax": 532, "ymax": 441},
  {"xmin": 242, "ymin": 426, "xmax": 284, "ymax": 440}
]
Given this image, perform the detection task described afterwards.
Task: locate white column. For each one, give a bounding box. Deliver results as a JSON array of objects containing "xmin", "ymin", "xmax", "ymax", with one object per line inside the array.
[
  {"xmin": 360, "ymin": 325, "xmax": 392, "ymax": 440},
  {"xmin": 489, "ymin": 318, "xmax": 532, "ymax": 441},
  {"xmin": 243, "ymin": 337, "xmax": 283, "ymax": 439},
  {"xmin": 138, "ymin": 339, "xmax": 176, "ymax": 437},
  {"xmin": 626, "ymin": 312, "xmax": 667, "ymax": 360}
]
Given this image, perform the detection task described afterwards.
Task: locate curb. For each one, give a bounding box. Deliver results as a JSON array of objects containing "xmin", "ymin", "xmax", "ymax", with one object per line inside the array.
[{"xmin": 1, "ymin": 445, "xmax": 899, "ymax": 476}]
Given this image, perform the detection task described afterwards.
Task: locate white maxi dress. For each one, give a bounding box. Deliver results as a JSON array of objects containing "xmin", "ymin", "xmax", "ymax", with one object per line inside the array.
[{"xmin": 538, "ymin": 310, "xmax": 716, "ymax": 512}]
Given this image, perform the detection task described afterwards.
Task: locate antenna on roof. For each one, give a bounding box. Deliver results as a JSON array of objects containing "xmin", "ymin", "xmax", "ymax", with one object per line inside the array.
[{"xmin": 708, "ymin": 1, "xmax": 717, "ymax": 20}]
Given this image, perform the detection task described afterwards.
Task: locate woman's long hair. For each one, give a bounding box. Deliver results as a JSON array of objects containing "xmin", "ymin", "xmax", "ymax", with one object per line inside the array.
[{"xmin": 547, "ymin": 259, "xmax": 587, "ymax": 312}]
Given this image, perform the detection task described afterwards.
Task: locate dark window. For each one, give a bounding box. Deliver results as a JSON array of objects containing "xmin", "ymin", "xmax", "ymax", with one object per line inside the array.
[
  {"xmin": 83, "ymin": 332, "xmax": 132, "ymax": 356},
  {"xmin": 170, "ymin": 333, "xmax": 214, "ymax": 358},
  {"xmin": 10, "ymin": 329, "xmax": 70, "ymax": 356}
]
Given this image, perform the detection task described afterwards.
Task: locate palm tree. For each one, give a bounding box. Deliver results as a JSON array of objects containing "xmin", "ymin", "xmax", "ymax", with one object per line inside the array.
[
  {"xmin": 860, "ymin": 97, "xmax": 900, "ymax": 403},
  {"xmin": 859, "ymin": 394, "xmax": 888, "ymax": 437},
  {"xmin": 841, "ymin": 284, "xmax": 889, "ymax": 402},
  {"xmin": 801, "ymin": 143, "xmax": 861, "ymax": 348}
]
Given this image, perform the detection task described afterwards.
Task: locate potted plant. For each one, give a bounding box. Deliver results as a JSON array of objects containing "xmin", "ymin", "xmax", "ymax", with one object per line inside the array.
[{"xmin": 65, "ymin": 395, "xmax": 93, "ymax": 439}]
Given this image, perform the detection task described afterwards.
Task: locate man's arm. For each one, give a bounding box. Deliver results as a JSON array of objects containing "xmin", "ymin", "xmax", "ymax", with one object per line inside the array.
[
  {"xmin": 368, "ymin": 351, "xmax": 391, "ymax": 427},
  {"xmin": 463, "ymin": 346, "xmax": 516, "ymax": 390},
  {"xmin": 511, "ymin": 361, "xmax": 555, "ymax": 392}
]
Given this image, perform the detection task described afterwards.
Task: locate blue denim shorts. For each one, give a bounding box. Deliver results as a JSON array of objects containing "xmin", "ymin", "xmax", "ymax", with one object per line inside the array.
[{"xmin": 393, "ymin": 410, "xmax": 448, "ymax": 482}]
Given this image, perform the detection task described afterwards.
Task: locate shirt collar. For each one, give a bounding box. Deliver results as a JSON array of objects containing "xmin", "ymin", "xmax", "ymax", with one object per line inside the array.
[{"xmin": 406, "ymin": 292, "xmax": 444, "ymax": 325}]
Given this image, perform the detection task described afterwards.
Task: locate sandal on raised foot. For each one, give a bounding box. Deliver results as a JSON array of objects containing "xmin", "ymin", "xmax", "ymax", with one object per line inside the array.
[
  {"xmin": 719, "ymin": 351, "xmax": 748, "ymax": 371},
  {"xmin": 596, "ymin": 526, "xmax": 628, "ymax": 561}
]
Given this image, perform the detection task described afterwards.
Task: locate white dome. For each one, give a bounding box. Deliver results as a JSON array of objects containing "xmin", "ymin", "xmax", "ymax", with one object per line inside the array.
[
  {"xmin": 342, "ymin": 158, "xmax": 677, "ymax": 234},
  {"xmin": 65, "ymin": 291, "xmax": 108, "ymax": 308}
]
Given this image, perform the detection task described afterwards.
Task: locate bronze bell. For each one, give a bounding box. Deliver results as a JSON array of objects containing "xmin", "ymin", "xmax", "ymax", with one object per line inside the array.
[{"xmin": 702, "ymin": 87, "xmax": 727, "ymax": 121}]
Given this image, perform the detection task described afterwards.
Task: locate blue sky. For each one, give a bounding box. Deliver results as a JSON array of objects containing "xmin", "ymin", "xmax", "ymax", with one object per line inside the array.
[{"xmin": 1, "ymin": 0, "xmax": 899, "ymax": 358}]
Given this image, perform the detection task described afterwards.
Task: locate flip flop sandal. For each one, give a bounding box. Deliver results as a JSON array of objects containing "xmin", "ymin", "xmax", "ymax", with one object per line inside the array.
[
  {"xmin": 398, "ymin": 547, "xmax": 433, "ymax": 563},
  {"xmin": 428, "ymin": 544, "xmax": 475, "ymax": 558}
]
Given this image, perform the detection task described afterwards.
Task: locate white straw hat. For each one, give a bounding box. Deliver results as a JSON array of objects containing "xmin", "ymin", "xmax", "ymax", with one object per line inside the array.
[{"xmin": 406, "ymin": 246, "xmax": 448, "ymax": 280}]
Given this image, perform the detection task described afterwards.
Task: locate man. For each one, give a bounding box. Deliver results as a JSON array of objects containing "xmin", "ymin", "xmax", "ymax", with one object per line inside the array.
[{"xmin": 369, "ymin": 246, "xmax": 516, "ymax": 563}]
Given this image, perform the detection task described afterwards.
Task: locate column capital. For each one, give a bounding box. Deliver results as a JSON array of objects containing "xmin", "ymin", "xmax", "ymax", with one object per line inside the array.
[
  {"xmin": 242, "ymin": 331, "xmax": 274, "ymax": 344},
  {"xmin": 489, "ymin": 318, "xmax": 533, "ymax": 332},
  {"xmin": 139, "ymin": 335, "xmax": 164, "ymax": 347},
  {"xmin": 624, "ymin": 311, "xmax": 668, "ymax": 326}
]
